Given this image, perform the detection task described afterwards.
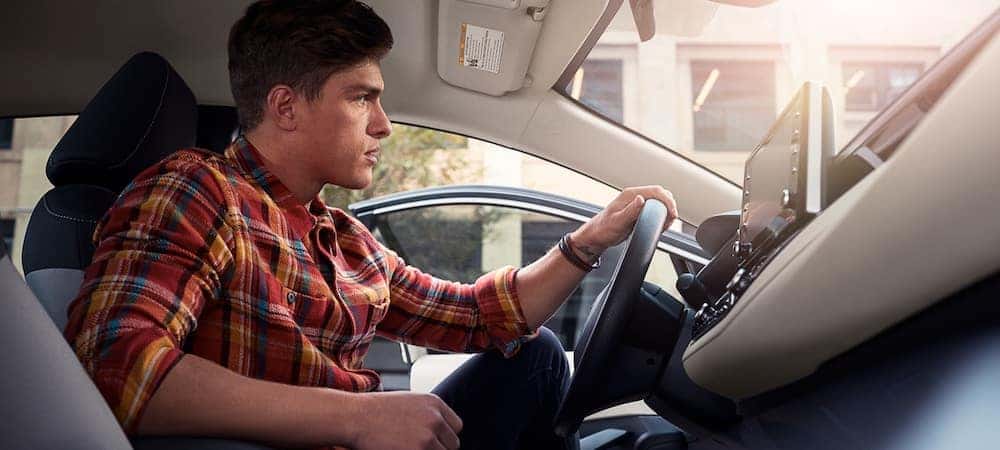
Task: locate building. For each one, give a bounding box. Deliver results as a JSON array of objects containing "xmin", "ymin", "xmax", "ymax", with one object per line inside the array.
[
  {"xmin": 0, "ymin": 117, "xmax": 72, "ymax": 274},
  {"xmin": 557, "ymin": 0, "xmax": 997, "ymax": 182}
]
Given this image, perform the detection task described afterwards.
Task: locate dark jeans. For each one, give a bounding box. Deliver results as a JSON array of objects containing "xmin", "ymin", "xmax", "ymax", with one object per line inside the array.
[{"xmin": 431, "ymin": 327, "xmax": 578, "ymax": 450}]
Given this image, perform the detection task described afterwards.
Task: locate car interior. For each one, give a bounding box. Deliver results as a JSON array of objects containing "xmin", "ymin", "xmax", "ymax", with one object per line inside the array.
[{"xmin": 1, "ymin": 0, "xmax": 999, "ymax": 449}]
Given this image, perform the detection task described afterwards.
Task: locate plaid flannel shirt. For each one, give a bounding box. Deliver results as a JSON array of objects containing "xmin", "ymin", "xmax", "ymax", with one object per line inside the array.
[{"xmin": 65, "ymin": 137, "xmax": 534, "ymax": 432}]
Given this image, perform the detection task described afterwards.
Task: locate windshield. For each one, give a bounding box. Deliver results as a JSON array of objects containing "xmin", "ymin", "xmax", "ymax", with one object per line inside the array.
[{"xmin": 561, "ymin": 0, "xmax": 998, "ymax": 185}]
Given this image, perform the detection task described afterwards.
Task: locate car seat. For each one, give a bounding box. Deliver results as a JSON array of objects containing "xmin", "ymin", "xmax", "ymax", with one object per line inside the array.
[
  {"xmin": 11, "ymin": 51, "xmax": 269, "ymax": 450},
  {"xmin": 0, "ymin": 238, "xmax": 132, "ymax": 448},
  {"xmin": 21, "ymin": 51, "xmax": 199, "ymax": 330}
]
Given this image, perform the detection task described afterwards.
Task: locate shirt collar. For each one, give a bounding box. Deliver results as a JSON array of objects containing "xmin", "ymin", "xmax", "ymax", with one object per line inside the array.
[
  {"xmin": 225, "ymin": 136, "xmax": 336, "ymax": 234},
  {"xmin": 226, "ymin": 135, "xmax": 303, "ymax": 209}
]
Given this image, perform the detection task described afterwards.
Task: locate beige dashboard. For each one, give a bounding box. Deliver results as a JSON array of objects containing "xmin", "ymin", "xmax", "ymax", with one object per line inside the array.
[{"xmin": 682, "ymin": 35, "xmax": 1000, "ymax": 400}]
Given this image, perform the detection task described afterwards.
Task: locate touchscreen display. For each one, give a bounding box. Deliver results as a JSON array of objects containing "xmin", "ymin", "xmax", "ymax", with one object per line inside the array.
[
  {"xmin": 740, "ymin": 122, "xmax": 800, "ymax": 251},
  {"xmin": 738, "ymin": 82, "xmax": 831, "ymax": 260}
]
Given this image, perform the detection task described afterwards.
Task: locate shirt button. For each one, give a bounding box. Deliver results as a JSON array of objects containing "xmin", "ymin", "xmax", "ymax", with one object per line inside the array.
[{"xmin": 286, "ymin": 291, "xmax": 296, "ymax": 305}]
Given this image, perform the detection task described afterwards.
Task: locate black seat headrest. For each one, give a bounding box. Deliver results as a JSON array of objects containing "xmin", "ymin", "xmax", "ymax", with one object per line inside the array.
[{"xmin": 45, "ymin": 52, "xmax": 197, "ymax": 192}]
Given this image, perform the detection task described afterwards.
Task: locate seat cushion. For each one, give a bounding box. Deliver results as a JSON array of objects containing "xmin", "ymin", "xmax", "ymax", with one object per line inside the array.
[{"xmin": 0, "ymin": 252, "xmax": 132, "ymax": 450}]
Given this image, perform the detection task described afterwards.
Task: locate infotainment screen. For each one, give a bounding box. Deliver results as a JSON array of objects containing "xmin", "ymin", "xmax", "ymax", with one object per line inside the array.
[{"xmin": 736, "ymin": 82, "xmax": 834, "ymax": 261}]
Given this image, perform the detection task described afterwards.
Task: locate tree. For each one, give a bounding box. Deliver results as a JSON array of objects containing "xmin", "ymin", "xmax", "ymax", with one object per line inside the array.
[
  {"xmin": 322, "ymin": 124, "xmax": 473, "ymax": 210},
  {"xmin": 322, "ymin": 125, "xmax": 509, "ymax": 283}
]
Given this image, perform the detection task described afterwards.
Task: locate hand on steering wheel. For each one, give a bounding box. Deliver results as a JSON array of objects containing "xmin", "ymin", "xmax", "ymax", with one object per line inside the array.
[
  {"xmin": 570, "ymin": 187, "xmax": 678, "ymax": 261},
  {"xmin": 554, "ymin": 199, "xmax": 673, "ymax": 437}
]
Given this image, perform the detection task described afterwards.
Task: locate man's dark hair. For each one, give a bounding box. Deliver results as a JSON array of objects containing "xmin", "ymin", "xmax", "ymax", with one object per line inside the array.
[{"xmin": 228, "ymin": 0, "xmax": 394, "ymax": 130}]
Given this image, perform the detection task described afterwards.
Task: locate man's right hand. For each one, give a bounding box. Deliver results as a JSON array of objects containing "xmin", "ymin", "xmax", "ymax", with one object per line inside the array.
[
  {"xmin": 352, "ymin": 391, "xmax": 463, "ymax": 450},
  {"xmin": 137, "ymin": 355, "xmax": 462, "ymax": 449}
]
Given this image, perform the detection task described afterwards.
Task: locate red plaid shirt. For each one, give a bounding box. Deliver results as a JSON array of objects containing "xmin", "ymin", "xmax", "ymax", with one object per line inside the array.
[{"xmin": 65, "ymin": 137, "xmax": 533, "ymax": 432}]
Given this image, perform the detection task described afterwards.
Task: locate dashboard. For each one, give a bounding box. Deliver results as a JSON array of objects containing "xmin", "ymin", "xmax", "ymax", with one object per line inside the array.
[
  {"xmin": 686, "ymin": 82, "xmax": 833, "ymax": 343},
  {"xmin": 677, "ymin": 12, "xmax": 1000, "ymax": 400}
]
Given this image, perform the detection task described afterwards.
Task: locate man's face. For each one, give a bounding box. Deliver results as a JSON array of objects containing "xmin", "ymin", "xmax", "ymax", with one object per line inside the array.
[{"xmin": 297, "ymin": 61, "xmax": 392, "ymax": 190}]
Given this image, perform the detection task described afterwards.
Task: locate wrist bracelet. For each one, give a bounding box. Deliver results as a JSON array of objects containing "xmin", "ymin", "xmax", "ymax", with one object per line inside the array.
[{"xmin": 558, "ymin": 233, "xmax": 601, "ymax": 272}]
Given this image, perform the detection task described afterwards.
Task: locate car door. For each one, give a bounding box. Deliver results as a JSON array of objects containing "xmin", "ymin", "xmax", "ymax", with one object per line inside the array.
[{"xmin": 348, "ymin": 185, "xmax": 709, "ymax": 394}]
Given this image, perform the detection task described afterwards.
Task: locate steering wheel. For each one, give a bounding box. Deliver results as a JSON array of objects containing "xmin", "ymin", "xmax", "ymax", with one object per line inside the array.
[{"xmin": 553, "ymin": 199, "xmax": 670, "ymax": 437}]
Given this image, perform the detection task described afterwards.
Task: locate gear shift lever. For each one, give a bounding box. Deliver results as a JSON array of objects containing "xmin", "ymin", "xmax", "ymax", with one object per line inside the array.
[{"xmin": 676, "ymin": 273, "xmax": 710, "ymax": 309}]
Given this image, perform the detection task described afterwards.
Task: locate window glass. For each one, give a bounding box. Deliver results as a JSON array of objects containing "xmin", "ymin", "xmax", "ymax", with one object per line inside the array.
[
  {"xmin": 1, "ymin": 219, "xmax": 14, "ymax": 252},
  {"xmin": 690, "ymin": 60, "xmax": 775, "ymax": 151},
  {"xmin": 0, "ymin": 116, "xmax": 74, "ymax": 275},
  {"xmin": 842, "ymin": 62, "xmax": 924, "ymax": 111},
  {"xmin": 322, "ymin": 123, "xmax": 620, "ymax": 211},
  {"xmin": 0, "ymin": 118, "xmax": 13, "ymax": 149},
  {"xmin": 573, "ymin": 59, "xmax": 625, "ymax": 122},
  {"xmin": 374, "ymin": 205, "xmax": 681, "ymax": 351},
  {"xmin": 563, "ymin": 0, "xmax": 996, "ymax": 184},
  {"xmin": 333, "ymin": 124, "xmax": 684, "ymax": 358}
]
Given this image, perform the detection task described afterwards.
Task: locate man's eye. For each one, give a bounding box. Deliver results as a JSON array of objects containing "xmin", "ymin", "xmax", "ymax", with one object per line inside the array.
[{"xmin": 355, "ymin": 95, "xmax": 369, "ymax": 105}]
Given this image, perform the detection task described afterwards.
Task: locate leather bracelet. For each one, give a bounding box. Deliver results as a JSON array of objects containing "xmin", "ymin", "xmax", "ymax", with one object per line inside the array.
[{"xmin": 558, "ymin": 233, "xmax": 601, "ymax": 272}]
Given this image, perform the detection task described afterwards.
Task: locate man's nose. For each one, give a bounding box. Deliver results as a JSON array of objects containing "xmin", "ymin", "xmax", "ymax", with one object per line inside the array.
[{"xmin": 369, "ymin": 100, "xmax": 392, "ymax": 139}]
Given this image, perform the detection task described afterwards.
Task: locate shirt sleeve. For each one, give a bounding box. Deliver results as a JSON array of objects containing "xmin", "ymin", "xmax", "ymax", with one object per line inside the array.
[
  {"xmin": 63, "ymin": 158, "xmax": 235, "ymax": 433},
  {"xmin": 375, "ymin": 244, "xmax": 537, "ymax": 358}
]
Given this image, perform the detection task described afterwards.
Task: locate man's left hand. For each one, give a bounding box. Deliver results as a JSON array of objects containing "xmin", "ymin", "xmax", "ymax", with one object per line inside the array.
[{"xmin": 569, "ymin": 186, "xmax": 678, "ymax": 262}]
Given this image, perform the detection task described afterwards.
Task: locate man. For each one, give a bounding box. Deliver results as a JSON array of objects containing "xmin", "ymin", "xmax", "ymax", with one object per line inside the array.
[{"xmin": 64, "ymin": 1, "xmax": 678, "ymax": 449}]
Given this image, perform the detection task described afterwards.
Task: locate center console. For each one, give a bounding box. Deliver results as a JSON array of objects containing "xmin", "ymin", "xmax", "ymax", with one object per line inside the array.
[
  {"xmin": 674, "ymin": 9, "xmax": 1000, "ymax": 403},
  {"xmin": 684, "ymin": 82, "xmax": 835, "ymax": 341}
]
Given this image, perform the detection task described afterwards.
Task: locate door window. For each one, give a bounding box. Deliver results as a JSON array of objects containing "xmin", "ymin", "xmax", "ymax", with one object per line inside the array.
[
  {"xmin": 373, "ymin": 204, "xmax": 681, "ymax": 350},
  {"xmin": 335, "ymin": 123, "xmax": 688, "ymax": 369},
  {"xmin": 322, "ymin": 123, "xmax": 621, "ymax": 211}
]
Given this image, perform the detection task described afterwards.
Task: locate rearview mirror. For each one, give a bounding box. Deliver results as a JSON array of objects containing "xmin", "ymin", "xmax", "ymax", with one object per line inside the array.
[
  {"xmin": 707, "ymin": 0, "xmax": 778, "ymax": 6},
  {"xmin": 620, "ymin": 0, "xmax": 779, "ymax": 40}
]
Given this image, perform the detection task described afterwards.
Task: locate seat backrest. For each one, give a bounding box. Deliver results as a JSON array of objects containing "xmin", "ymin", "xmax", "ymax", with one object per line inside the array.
[
  {"xmin": 196, "ymin": 104, "xmax": 240, "ymax": 153},
  {"xmin": 21, "ymin": 52, "xmax": 198, "ymax": 329},
  {"xmin": 9, "ymin": 51, "xmax": 278, "ymax": 450},
  {"xmin": 0, "ymin": 239, "xmax": 133, "ymax": 449}
]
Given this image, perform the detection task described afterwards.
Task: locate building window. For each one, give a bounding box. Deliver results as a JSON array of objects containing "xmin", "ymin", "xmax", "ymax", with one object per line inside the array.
[
  {"xmin": 0, "ymin": 118, "xmax": 13, "ymax": 150},
  {"xmin": 690, "ymin": 60, "xmax": 775, "ymax": 151},
  {"xmin": 568, "ymin": 58, "xmax": 625, "ymax": 123},
  {"xmin": 842, "ymin": 62, "xmax": 924, "ymax": 112},
  {"xmin": 1, "ymin": 219, "xmax": 14, "ymax": 252}
]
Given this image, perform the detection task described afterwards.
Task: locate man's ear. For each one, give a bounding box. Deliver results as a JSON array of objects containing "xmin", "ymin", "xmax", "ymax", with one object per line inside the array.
[{"xmin": 265, "ymin": 84, "xmax": 298, "ymax": 131}]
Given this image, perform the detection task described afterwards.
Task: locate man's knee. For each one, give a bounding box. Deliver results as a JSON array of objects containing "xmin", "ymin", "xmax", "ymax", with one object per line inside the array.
[
  {"xmin": 522, "ymin": 327, "xmax": 569, "ymax": 373},
  {"xmin": 533, "ymin": 327, "xmax": 564, "ymax": 353}
]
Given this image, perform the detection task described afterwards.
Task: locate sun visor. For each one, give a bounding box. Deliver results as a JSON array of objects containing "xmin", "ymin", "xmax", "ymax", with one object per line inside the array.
[{"xmin": 437, "ymin": 0, "xmax": 550, "ymax": 96}]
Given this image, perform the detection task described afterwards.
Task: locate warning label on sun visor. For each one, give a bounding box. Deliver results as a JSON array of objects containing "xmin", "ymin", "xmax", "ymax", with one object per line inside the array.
[{"xmin": 459, "ymin": 24, "xmax": 504, "ymax": 74}]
